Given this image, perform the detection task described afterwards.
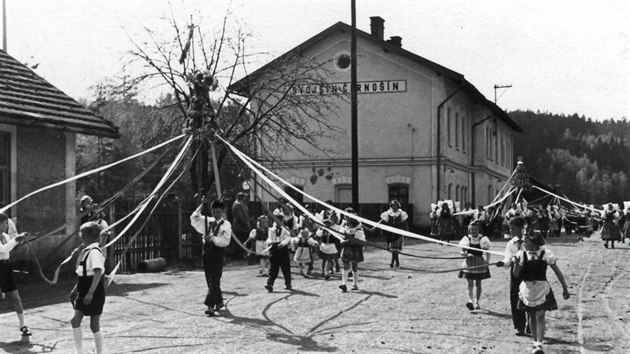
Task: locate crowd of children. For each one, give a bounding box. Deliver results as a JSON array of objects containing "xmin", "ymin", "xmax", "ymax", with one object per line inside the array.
[{"xmin": 243, "ymin": 201, "xmax": 368, "ymax": 293}]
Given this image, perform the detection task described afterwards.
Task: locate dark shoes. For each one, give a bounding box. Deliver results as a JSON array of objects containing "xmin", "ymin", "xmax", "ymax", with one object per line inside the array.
[
  {"xmin": 339, "ymin": 284, "xmax": 347, "ymax": 293},
  {"xmin": 285, "ymin": 285, "xmax": 292, "ymax": 291},
  {"xmin": 264, "ymin": 284, "xmax": 273, "ymax": 293},
  {"xmin": 20, "ymin": 326, "xmax": 32, "ymax": 336},
  {"xmin": 466, "ymin": 302, "xmax": 474, "ymax": 311},
  {"xmin": 351, "ymin": 285, "xmax": 358, "ymax": 291}
]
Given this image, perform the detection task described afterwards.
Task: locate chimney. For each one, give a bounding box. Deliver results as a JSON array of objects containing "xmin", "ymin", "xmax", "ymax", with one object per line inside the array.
[
  {"xmin": 370, "ymin": 16, "xmax": 385, "ymax": 41},
  {"xmin": 387, "ymin": 36, "xmax": 402, "ymax": 48}
]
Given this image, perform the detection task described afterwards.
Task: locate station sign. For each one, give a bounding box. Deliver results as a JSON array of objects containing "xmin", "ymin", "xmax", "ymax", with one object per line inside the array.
[{"xmin": 291, "ymin": 80, "xmax": 407, "ymax": 95}]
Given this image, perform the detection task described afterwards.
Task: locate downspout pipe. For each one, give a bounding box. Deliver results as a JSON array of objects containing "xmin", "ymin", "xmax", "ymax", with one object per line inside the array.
[
  {"xmin": 470, "ymin": 113, "xmax": 496, "ymax": 206},
  {"xmin": 436, "ymin": 84, "xmax": 463, "ymax": 202}
]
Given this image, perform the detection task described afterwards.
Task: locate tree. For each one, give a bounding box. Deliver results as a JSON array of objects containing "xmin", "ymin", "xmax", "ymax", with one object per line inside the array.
[{"xmin": 118, "ymin": 10, "xmax": 345, "ymax": 198}]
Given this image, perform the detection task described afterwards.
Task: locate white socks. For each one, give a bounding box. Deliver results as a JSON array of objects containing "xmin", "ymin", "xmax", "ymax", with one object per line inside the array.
[
  {"xmin": 72, "ymin": 328, "xmax": 103, "ymax": 354},
  {"xmin": 341, "ymin": 269, "xmax": 348, "ymax": 285},
  {"xmin": 352, "ymin": 271, "xmax": 358, "ymax": 286},
  {"xmin": 17, "ymin": 313, "xmax": 25, "ymax": 327},
  {"xmin": 94, "ymin": 331, "xmax": 104, "ymax": 354},
  {"xmin": 72, "ymin": 327, "xmax": 83, "ymax": 354}
]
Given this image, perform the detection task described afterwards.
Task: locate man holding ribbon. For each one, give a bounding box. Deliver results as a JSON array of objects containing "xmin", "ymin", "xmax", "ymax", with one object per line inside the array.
[{"xmin": 190, "ymin": 199, "xmax": 231, "ymax": 317}]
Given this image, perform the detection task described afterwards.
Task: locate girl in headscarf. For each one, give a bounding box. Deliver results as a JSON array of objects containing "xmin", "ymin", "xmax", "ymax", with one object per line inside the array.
[
  {"xmin": 458, "ymin": 220, "xmax": 491, "ymax": 310},
  {"xmin": 601, "ymin": 203, "xmax": 621, "ymax": 248},
  {"xmin": 437, "ymin": 202, "xmax": 456, "ymax": 243},
  {"xmin": 377, "ymin": 200, "xmax": 408, "ymax": 268}
]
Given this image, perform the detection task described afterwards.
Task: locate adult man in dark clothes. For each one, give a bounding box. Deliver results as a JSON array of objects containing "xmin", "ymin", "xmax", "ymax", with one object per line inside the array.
[
  {"xmin": 496, "ymin": 216, "xmax": 529, "ymax": 336},
  {"xmin": 231, "ymin": 192, "xmax": 251, "ymax": 259}
]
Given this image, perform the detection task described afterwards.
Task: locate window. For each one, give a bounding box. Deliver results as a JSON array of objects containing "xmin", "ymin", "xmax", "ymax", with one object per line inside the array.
[
  {"xmin": 448, "ymin": 183, "xmax": 453, "ymax": 200},
  {"xmin": 447, "ymin": 107, "xmax": 452, "ymax": 146},
  {"xmin": 455, "ymin": 112, "xmax": 459, "ymax": 149},
  {"xmin": 335, "ymin": 185, "xmax": 352, "ymax": 203},
  {"xmin": 463, "ymin": 187, "xmax": 468, "ymax": 204},
  {"xmin": 284, "ymin": 185, "xmax": 303, "ymax": 205},
  {"xmin": 0, "ymin": 132, "xmax": 10, "ymax": 209},
  {"xmin": 333, "ymin": 52, "xmax": 351, "ymax": 72},
  {"xmin": 508, "ymin": 136, "xmax": 512, "ymax": 167},
  {"xmin": 462, "ymin": 115, "xmax": 467, "ymax": 152},
  {"xmin": 501, "ymin": 135, "xmax": 505, "ymax": 166},
  {"xmin": 495, "ymin": 129, "xmax": 499, "ymax": 162},
  {"xmin": 389, "ymin": 185, "xmax": 409, "ymax": 205},
  {"xmin": 486, "ymin": 125, "xmax": 490, "ymax": 158},
  {"xmin": 455, "ymin": 185, "xmax": 460, "ymax": 202}
]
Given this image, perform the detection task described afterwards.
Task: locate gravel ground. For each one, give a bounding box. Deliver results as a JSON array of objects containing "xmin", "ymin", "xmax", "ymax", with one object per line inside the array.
[{"xmin": 0, "ymin": 232, "xmax": 628, "ymax": 353}]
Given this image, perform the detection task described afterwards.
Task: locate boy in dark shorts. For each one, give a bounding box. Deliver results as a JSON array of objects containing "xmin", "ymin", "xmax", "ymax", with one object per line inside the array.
[{"xmin": 70, "ymin": 221, "xmax": 106, "ymax": 354}]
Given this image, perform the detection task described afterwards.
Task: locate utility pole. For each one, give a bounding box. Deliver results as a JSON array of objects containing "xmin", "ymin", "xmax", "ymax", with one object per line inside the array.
[
  {"xmin": 494, "ymin": 84, "xmax": 512, "ymax": 103},
  {"xmin": 2, "ymin": 0, "xmax": 7, "ymax": 51},
  {"xmin": 350, "ymin": 0, "xmax": 359, "ymax": 210}
]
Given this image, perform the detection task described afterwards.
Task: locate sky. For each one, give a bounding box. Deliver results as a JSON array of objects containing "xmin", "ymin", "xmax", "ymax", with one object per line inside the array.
[{"xmin": 2, "ymin": 0, "xmax": 629, "ymax": 121}]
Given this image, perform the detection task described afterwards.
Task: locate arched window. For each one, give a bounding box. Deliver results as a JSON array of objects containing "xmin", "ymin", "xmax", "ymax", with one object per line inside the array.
[
  {"xmin": 455, "ymin": 185, "xmax": 460, "ymax": 202},
  {"xmin": 455, "ymin": 112, "xmax": 459, "ymax": 149},
  {"xmin": 335, "ymin": 184, "xmax": 352, "ymax": 203},
  {"xmin": 389, "ymin": 185, "xmax": 409, "ymax": 205},
  {"xmin": 462, "ymin": 187, "xmax": 467, "ymax": 204},
  {"xmin": 285, "ymin": 185, "xmax": 303, "ymax": 204},
  {"xmin": 447, "ymin": 107, "xmax": 452, "ymax": 147}
]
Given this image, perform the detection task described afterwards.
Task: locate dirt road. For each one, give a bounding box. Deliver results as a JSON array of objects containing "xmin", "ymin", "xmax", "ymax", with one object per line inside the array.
[{"xmin": 1, "ymin": 233, "xmax": 628, "ymax": 353}]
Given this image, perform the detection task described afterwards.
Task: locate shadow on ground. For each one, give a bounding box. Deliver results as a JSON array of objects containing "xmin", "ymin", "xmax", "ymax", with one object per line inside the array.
[{"xmin": 0, "ymin": 279, "xmax": 169, "ymax": 314}]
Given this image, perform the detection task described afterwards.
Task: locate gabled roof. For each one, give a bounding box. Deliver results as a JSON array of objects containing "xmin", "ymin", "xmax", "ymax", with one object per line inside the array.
[
  {"xmin": 0, "ymin": 49, "xmax": 119, "ymax": 138},
  {"xmin": 229, "ymin": 21, "xmax": 522, "ymax": 133}
]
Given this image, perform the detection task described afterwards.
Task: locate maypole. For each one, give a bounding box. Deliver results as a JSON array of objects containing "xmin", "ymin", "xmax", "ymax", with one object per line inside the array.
[{"xmin": 511, "ymin": 158, "xmax": 531, "ymax": 204}]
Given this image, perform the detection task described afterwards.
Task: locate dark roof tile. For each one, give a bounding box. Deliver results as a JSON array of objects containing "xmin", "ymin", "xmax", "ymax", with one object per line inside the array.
[{"xmin": 0, "ymin": 49, "xmax": 119, "ymax": 138}]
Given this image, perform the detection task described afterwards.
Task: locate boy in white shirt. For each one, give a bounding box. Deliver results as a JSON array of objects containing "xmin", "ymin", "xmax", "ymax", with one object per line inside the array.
[{"xmin": 70, "ymin": 221, "xmax": 106, "ymax": 354}]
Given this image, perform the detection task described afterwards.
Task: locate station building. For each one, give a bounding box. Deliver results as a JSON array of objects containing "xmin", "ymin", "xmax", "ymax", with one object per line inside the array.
[{"xmin": 230, "ymin": 17, "xmax": 522, "ymax": 227}]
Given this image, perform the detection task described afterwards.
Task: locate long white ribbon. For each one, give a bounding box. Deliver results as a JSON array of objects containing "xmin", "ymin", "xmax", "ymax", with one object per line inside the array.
[
  {"xmin": 491, "ymin": 167, "xmax": 518, "ymax": 204},
  {"xmin": 102, "ymin": 136, "xmax": 192, "ymax": 248},
  {"xmin": 219, "ymin": 135, "xmax": 505, "ymax": 257},
  {"xmin": 452, "ymin": 187, "xmax": 516, "ymax": 216},
  {"xmin": 533, "ymin": 185, "xmax": 603, "ymax": 214},
  {"xmin": 0, "ymin": 134, "xmax": 185, "ymax": 214}
]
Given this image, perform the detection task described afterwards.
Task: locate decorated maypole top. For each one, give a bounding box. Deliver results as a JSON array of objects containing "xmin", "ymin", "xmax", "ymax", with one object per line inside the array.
[
  {"xmin": 186, "ymin": 71, "xmax": 219, "ymax": 140},
  {"xmin": 511, "ymin": 157, "xmax": 532, "ymax": 191}
]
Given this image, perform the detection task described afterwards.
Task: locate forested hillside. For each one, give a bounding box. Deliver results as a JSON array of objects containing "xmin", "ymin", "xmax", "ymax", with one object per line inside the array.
[{"xmin": 510, "ymin": 110, "xmax": 629, "ymax": 204}]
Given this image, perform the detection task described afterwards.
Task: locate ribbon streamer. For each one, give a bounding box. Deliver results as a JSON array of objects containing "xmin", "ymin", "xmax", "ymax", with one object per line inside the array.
[
  {"xmin": 533, "ymin": 186, "xmax": 603, "ymax": 215},
  {"xmin": 106, "ymin": 150, "xmax": 195, "ymax": 287},
  {"xmin": 218, "ymin": 135, "xmax": 505, "ymax": 257},
  {"xmin": 1, "ymin": 134, "xmax": 185, "ymax": 214},
  {"xmin": 103, "ymin": 136, "xmax": 193, "ymax": 248}
]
